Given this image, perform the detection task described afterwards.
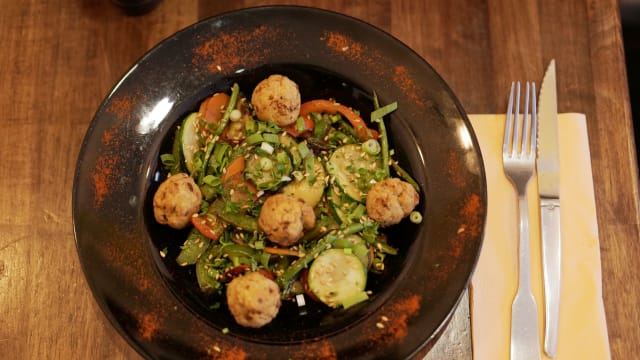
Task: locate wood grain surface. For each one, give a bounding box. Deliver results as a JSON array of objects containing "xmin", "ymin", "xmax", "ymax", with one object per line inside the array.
[{"xmin": 1, "ymin": 0, "xmax": 638, "ymax": 359}]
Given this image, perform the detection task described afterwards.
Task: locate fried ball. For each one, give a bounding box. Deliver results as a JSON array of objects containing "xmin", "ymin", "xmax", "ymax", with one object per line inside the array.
[
  {"xmin": 226, "ymin": 271, "xmax": 281, "ymax": 328},
  {"xmin": 250, "ymin": 74, "xmax": 301, "ymax": 127},
  {"xmin": 258, "ymin": 193, "xmax": 316, "ymax": 246},
  {"xmin": 366, "ymin": 178, "xmax": 419, "ymax": 227},
  {"xmin": 153, "ymin": 173, "xmax": 202, "ymax": 229}
]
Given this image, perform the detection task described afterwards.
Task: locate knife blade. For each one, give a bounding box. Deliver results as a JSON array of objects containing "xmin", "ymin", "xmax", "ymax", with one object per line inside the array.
[{"xmin": 537, "ymin": 59, "xmax": 562, "ymax": 358}]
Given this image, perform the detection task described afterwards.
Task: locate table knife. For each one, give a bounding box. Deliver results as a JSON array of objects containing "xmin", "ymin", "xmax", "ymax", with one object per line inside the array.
[{"xmin": 537, "ymin": 59, "xmax": 562, "ymax": 358}]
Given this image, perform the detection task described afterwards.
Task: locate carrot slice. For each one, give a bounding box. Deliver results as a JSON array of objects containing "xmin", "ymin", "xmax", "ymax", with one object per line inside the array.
[
  {"xmin": 221, "ymin": 155, "xmax": 245, "ymax": 185},
  {"xmin": 199, "ymin": 92, "xmax": 230, "ymax": 124},
  {"xmin": 221, "ymin": 155, "xmax": 257, "ymax": 203}
]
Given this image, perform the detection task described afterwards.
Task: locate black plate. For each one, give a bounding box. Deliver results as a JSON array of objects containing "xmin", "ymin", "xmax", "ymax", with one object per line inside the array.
[{"xmin": 73, "ymin": 6, "xmax": 486, "ymax": 359}]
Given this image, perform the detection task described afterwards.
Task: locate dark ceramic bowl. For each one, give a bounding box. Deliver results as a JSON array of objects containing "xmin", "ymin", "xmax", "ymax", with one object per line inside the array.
[{"xmin": 73, "ymin": 6, "xmax": 486, "ymax": 359}]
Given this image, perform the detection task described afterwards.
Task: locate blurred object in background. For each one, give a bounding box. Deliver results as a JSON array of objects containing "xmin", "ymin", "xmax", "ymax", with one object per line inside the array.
[
  {"xmin": 620, "ymin": 0, "xmax": 640, "ymax": 161},
  {"xmin": 111, "ymin": 0, "xmax": 163, "ymax": 15}
]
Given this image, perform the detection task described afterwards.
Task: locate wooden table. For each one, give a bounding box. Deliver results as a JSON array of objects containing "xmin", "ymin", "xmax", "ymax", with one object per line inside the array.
[{"xmin": 1, "ymin": 0, "xmax": 638, "ymax": 359}]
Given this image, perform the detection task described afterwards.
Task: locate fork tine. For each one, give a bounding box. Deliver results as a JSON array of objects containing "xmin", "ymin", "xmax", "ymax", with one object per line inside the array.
[
  {"xmin": 513, "ymin": 81, "xmax": 521, "ymax": 157},
  {"xmin": 521, "ymin": 82, "xmax": 530, "ymax": 155},
  {"xmin": 530, "ymin": 82, "xmax": 537, "ymax": 155},
  {"xmin": 504, "ymin": 82, "xmax": 516, "ymax": 155}
]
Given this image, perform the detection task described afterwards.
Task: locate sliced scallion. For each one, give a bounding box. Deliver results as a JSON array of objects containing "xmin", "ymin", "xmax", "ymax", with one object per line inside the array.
[
  {"xmin": 410, "ymin": 211, "xmax": 423, "ymax": 224},
  {"xmin": 361, "ymin": 139, "xmax": 381, "ymax": 155}
]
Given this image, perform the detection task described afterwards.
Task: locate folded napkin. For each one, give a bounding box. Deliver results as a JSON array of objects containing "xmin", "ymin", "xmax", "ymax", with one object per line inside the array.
[{"xmin": 469, "ymin": 114, "xmax": 611, "ymax": 359}]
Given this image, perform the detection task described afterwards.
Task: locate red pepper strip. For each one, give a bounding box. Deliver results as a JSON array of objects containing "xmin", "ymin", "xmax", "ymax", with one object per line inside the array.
[
  {"xmin": 191, "ymin": 214, "xmax": 226, "ymax": 241},
  {"xmin": 299, "ymin": 99, "xmax": 379, "ymax": 141},
  {"xmin": 283, "ymin": 114, "xmax": 315, "ymax": 137}
]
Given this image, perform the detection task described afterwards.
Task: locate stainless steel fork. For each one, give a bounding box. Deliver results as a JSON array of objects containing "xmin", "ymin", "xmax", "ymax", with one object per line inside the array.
[{"xmin": 503, "ymin": 81, "xmax": 541, "ymax": 360}]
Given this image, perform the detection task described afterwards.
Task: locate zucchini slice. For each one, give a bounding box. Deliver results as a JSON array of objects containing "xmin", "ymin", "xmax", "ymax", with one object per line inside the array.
[
  {"xmin": 307, "ymin": 248, "xmax": 368, "ymax": 308},
  {"xmin": 180, "ymin": 112, "xmax": 200, "ymax": 173},
  {"xmin": 278, "ymin": 132, "xmax": 302, "ymax": 167},
  {"xmin": 281, "ymin": 157, "xmax": 326, "ymax": 207},
  {"xmin": 326, "ymin": 144, "xmax": 381, "ymax": 202}
]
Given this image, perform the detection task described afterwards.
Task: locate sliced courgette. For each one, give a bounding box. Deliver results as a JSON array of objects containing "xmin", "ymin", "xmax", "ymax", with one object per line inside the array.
[
  {"xmin": 326, "ymin": 144, "xmax": 381, "ymax": 202},
  {"xmin": 180, "ymin": 112, "xmax": 200, "ymax": 174},
  {"xmin": 278, "ymin": 133, "xmax": 302, "ymax": 167},
  {"xmin": 281, "ymin": 157, "xmax": 326, "ymax": 207},
  {"xmin": 307, "ymin": 248, "xmax": 368, "ymax": 308}
]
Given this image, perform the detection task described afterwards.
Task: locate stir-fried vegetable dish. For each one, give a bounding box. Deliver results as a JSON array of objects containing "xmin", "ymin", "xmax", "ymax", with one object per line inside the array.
[{"xmin": 153, "ymin": 74, "xmax": 421, "ymax": 328}]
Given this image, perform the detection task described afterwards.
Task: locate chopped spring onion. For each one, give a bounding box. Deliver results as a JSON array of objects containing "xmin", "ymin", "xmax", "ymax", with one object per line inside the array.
[
  {"xmin": 160, "ymin": 153, "xmax": 175, "ymax": 167},
  {"xmin": 370, "ymin": 101, "xmax": 398, "ymax": 122},
  {"xmin": 246, "ymin": 133, "xmax": 264, "ymax": 145},
  {"xmin": 361, "ymin": 139, "xmax": 381, "ymax": 155},
  {"xmin": 297, "ymin": 141, "xmax": 311, "ymax": 159},
  {"xmin": 410, "ymin": 211, "xmax": 423, "ymax": 224},
  {"xmin": 230, "ymin": 109, "xmax": 242, "ymax": 121},
  {"xmin": 262, "ymin": 132, "xmax": 280, "ymax": 144},
  {"xmin": 260, "ymin": 142, "xmax": 275, "ymax": 154}
]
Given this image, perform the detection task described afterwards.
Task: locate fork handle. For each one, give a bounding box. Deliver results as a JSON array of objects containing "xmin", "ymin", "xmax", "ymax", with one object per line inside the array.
[
  {"xmin": 510, "ymin": 192, "xmax": 542, "ymax": 360},
  {"xmin": 517, "ymin": 193, "xmax": 533, "ymax": 289}
]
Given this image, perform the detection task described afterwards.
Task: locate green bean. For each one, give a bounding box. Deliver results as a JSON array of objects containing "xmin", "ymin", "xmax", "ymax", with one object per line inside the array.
[
  {"xmin": 391, "ymin": 160, "xmax": 421, "ymax": 193},
  {"xmin": 196, "ymin": 245, "xmax": 222, "ymax": 294},
  {"xmin": 298, "ymin": 216, "xmax": 338, "ymax": 244},
  {"xmin": 214, "ymin": 83, "xmax": 240, "ymax": 136},
  {"xmin": 276, "ymin": 235, "xmax": 336, "ymax": 288},
  {"xmin": 372, "ymin": 92, "xmax": 390, "ymax": 178},
  {"xmin": 276, "ymin": 222, "xmax": 364, "ymax": 289},
  {"xmin": 222, "ymin": 243, "xmax": 256, "ymax": 256},
  {"xmin": 210, "ymin": 200, "xmax": 258, "ymax": 232},
  {"xmin": 375, "ymin": 241, "xmax": 398, "ymax": 255},
  {"xmin": 176, "ymin": 228, "xmax": 211, "ymax": 266},
  {"xmin": 197, "ymin": 85, "xmax": 239, "ymax": 184},
  {"xmin": 170, "ymin": 125, "xmax": 183, "ymax": 174},
  {"xmin": 198, "ymin": 141, "xmax": 215, "ymax": 185}
]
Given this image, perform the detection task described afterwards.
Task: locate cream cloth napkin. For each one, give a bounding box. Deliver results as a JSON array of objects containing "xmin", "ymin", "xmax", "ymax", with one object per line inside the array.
[{"xmin": 468, "ymin": 113, "xmax": 611, "ymax": 359}]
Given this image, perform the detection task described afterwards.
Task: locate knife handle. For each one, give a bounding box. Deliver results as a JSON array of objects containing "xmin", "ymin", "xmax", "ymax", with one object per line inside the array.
[{"xmin": 540, "ymin": 198, "xmax": 562, "ymax": 358}]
